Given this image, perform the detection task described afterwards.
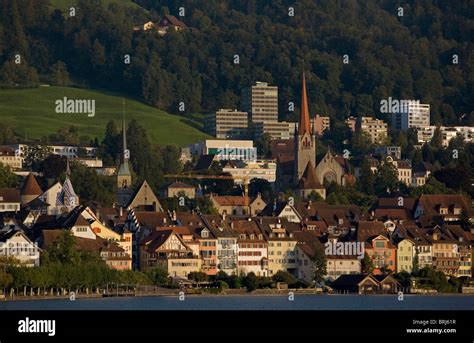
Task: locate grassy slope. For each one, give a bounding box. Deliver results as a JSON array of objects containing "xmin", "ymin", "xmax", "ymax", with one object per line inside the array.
[{"xmin": 0, "ymin": 87, "xmax": 210, "ymax": 146}]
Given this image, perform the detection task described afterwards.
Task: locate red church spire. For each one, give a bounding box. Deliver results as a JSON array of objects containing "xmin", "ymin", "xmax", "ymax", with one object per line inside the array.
[{"xmin": 298, "ymin": 72, "xmax": 311, "ymax": 135}]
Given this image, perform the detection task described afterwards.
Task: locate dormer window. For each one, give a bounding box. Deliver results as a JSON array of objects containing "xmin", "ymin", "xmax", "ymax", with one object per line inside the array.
[
  {"xmin": 201, "ymin": 230, "xmax": 209, "ymax": 238},
  {"xmin": 437, "ymin": 204, "xmax": 448, "ymax": 214},
  {"xmin": 250, "ymin": 234, "xmax": 255, "ymax": 240},
  {"xmin": 258, "ymin": 234, "xmax": 263, "ymax": 240},
  {"xmin": 239, "ymin": 234, "xmax": 246, "ymax": 240}
]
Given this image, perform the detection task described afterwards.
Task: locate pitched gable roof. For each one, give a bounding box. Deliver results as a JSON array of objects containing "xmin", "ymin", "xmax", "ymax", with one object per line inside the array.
[
  {"xmin": 331, "ymin": 274, "xmax": 379, "ymax": 287},
  {"xmin": 357, "ymin": 221, "xmax": 388, "ymax": 243},
  {"xmin": 211, "ymin": 195, "xmax": 247, "ymax": 207},
  {"xmin": 159, "ymin": 15, "xmax": 187, "ymax": 28},
  {"xmin": 296, "ymin": 161, "xmax": 324, "ymax": 190},
  {"xmin": 128, "ymin": 180, "xmax": 161, "ymax": 210},
  {"xmin": 417, "ymin": 194, "xmax": 473, "ymax": 217}
]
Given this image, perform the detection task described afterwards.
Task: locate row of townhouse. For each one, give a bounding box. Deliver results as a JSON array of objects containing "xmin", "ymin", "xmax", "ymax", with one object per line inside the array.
[
  {"xmin": 128, "ymin": 208, "xmax": 363, "ymax": 280},
  {"xmin": 125, "ymin": 192, "xmax": 474, "ymax": 280},
  {"xmin": 358, "ymin": 220, "xmax": 473, "ymax": 278}
]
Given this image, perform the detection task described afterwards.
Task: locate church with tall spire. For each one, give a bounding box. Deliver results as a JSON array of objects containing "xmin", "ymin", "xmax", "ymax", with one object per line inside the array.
[
  {"xmin": 292, "ymin": 72, "xmax": 326, "ymax": 199},
  {"xmin": 117, "ymin": 107, "xmax": 133, "ymax": 207},
  {"xmin": 294, "ymin": 72, "xmax": 317, "ymax": 183}
]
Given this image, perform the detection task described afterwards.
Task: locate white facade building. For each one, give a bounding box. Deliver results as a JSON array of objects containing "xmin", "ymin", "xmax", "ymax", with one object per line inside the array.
[
  {"xmin": 392, "ymin": 103, "xmax": 430, "ymax": 130},
  {"xmin": 223, "ymin": 160, "xmax": 277, "ymax": 184},
  {"xmin": 417, "ymin": 126, "xmax": 474, "ymax": 146}
]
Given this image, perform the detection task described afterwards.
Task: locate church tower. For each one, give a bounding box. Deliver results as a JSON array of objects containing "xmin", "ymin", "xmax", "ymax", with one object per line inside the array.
[
  {"xmin": 117, "ymin": 105, "xmax": 133, "ymax": 207},
  {"xmin": 294, "ymin": 72, "xmax": 316, "ymax": 183}
]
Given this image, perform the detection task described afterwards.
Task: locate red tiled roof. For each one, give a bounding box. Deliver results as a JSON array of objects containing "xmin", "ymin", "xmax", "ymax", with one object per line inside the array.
[
  {"xmin": 296, "ymin": 162, "xmax": 324, "ymax": 190},
  {"xmin": 211, "ymin": 195, "xmax": 247, "ymax": 206},
  {"xmin": 418, "ymin": 194, "xmax": 473, "ymax": 216},
  {"xmin": 0, "ymin": 188, "xmax": 20, "ymax": 203},
  {"xmin": 0, "ymin": 146, "xmax": 15, "ymax": 156},
  {"xmin": 159, "ymin": 15, "xmax": 187, "ymax": 28},
  {"xmin": 374, "ymin": 208, "xmax": 412, "ymax": 221},
  {"xmin": 357, "ymin": 221, "xmax": 387, "ymax": 243},
  {"xmin": 20, "ymin": 173, "xmax": 42, "ymax": 196}
]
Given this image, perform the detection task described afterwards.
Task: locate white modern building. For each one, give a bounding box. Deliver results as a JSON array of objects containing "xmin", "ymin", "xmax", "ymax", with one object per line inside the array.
[
  {"xmin": 417, "ymin": 126, "xmax": 474, "ymax": 146},
  {"xmin": 8, "ymin": 144, "xmax": 98, "ymax": 159},
  {"xmin": 222, "ymin": 160, "xmax": 277, "ymax": 184},
  {"xmin": 189, "ymin": 140, "xmax": 256, "ymax": 161},
  {"xmin": 392, "ymin": 102, "xmax": 430, "ymax": 131}
]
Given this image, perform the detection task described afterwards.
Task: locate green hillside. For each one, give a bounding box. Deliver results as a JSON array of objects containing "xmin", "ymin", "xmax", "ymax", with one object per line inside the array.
[
  {"xmin": 49, "ymin": 0, "xmax": 142, "ymax": 11},
  {"xmin": 0, "ymin": 87, "xmax": 210, "ymax": 146}
]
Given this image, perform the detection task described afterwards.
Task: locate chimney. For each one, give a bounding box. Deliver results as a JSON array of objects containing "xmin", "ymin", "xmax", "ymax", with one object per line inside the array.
[
  {"xmin": 119, "ymin": 207, "xmax": 123, "ymax": 217},
  {"xmin": 222, "ymin": 212, "xmax": 227, "ymax": 221},
  {"xmin": 230, "ymin": 222, "xmax": 234, "ymax": 229},
  {"xmin": 172, "ymin": 210, "xmax": 177, "ymax": 221},
  {"xmin": 163, "ymin": 217, "xmax": 167, "ymax": 224}
]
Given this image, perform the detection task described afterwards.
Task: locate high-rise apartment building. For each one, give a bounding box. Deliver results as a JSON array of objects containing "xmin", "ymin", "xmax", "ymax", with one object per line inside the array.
[
  {"xmin": 356, "ymin": 117, "xmax": 388, "ymax": 144},
  {"xmin": 392, "ymin": 102, "xmax": 430, "ymax": 130},
  {"xmin": 242, "ymin": 81, "xmax": 278, "ymax": 124}
]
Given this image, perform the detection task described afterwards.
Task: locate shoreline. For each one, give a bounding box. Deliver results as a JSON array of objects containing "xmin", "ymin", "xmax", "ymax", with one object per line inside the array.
[{"xmin": 2, "ymin": 290, "xmax": 473, "ymax": 302}]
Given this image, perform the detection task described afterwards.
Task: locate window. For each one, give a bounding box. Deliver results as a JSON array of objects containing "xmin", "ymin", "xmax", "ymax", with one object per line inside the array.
[{"xmin": 375, "ymin": 241, "xmax": 385, "ymax": 248}]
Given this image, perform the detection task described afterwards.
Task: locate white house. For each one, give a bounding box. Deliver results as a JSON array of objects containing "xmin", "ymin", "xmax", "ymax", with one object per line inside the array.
[{"xmin": 0, "ymin": 230, "xmax": 40, "ymax": 267}]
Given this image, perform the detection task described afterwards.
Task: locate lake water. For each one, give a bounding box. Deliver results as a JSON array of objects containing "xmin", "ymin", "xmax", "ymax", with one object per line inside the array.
[{"xmin": 1, "ymin": 294, "xmax": 473, "ymax": 310}]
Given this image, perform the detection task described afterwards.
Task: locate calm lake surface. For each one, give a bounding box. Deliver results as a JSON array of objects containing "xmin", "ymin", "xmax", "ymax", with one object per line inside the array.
[{"xmin": 1, "ymin": 295, "xmax": 474, "ymax": 310}]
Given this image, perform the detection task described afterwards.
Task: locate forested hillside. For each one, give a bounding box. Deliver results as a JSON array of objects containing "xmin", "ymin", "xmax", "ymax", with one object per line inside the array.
[{"xmin": 0, "ymin": 0, "xmax": 472, "ymax": 126}]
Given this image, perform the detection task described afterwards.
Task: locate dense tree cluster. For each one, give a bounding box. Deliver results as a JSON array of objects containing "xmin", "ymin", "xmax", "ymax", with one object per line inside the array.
[{"xmin": 0, "ymin": 0, "xmax": 472, "ymax": 127}]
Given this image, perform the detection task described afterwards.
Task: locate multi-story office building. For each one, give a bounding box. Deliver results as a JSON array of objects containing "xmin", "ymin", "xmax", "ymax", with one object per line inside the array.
[
  {"xmin": 314, "ymin": 115, "xmax": 330, "ymax": 136},
  {"xmin": 392, "ymin": 102, "xmax": 430, "ymax": 131},
  {"xmin": 253, "ymin": 121, "xmax": 291, "ymax": 140},
  {"xmin": 417, "ymin": 126, "xmax": 474, "ymax": 146},
  {"xmin": 205, "ymin": 109, "xmax": 249, "ymax": 139},
  {"xmin": 356, "ymin": 117, "xmax": 388, "ymax": 144},
  {"xmin": 242, "ymin": 81, "xmax": 278, "ymax": 124}
]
